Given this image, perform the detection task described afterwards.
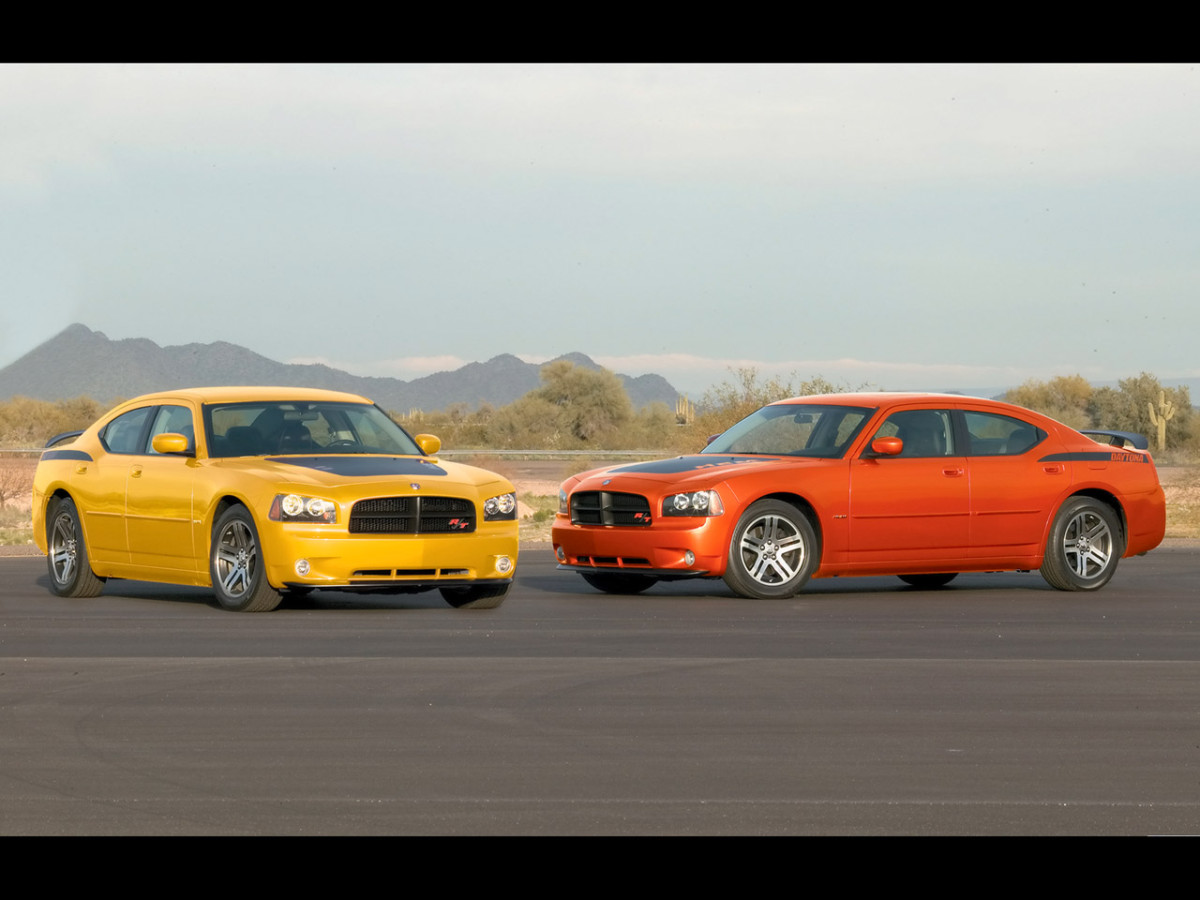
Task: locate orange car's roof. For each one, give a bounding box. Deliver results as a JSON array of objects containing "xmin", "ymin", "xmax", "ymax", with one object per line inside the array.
[{"xmin": 771, "ymin": 392, "xmax": 989, "ymax": 407}]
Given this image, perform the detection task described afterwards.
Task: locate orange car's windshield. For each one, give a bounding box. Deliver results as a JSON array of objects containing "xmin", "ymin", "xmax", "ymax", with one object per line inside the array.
[
  {"xmin": 203, "ymin": 401, "xmax": 423, "ymax": 458},
  {"xmin": 703, "ymin": 403, "xmax": 875, "ymax": 458}
]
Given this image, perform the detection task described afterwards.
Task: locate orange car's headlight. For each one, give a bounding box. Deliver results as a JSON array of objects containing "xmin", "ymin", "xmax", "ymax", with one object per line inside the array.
[
  {"xmin": 662, "ymin": 490, "xmax": 725, "ymax": 517},
  {"xmin": 269, "ymin": 493, "xmax": 337, "ymax": 524}
]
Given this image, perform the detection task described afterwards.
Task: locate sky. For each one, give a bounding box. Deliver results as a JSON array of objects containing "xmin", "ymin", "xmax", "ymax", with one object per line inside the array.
[{"xmin": 2, "ymin": 63, "xmax": 1198, "ymax": 399}]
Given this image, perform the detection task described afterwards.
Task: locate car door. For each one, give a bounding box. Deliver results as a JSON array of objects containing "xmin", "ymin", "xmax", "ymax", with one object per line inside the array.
[
  {"xmin": 847, "ymin": 407, "xmax": 969, "ymax": 565},
  {"xmin": 77, "ymin": 405, "xmax": 155, "ymax": 565},
  {"xmin": 958, "ymin": 408, "xmax": 1060, "ymax": 560},
  {"xmin": 124, "ymin": 404, "xmax": 202, "ymax": 574}
]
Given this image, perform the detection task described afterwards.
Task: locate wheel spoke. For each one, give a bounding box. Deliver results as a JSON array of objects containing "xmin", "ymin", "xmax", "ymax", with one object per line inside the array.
[
  {"xmin": 767, "ymin": 557, "xmax": 797, "ymax": 581},
  {"xmin": 52, "ymin": 547, "xmax": 74, "ymax": 581}
]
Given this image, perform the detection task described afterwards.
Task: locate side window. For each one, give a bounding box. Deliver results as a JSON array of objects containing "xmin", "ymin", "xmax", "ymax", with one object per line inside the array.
[
  {"xmin": 99, "ymin": 407, "xmax": 153, "ymax": 455},
  {"xmin": 147, "ymin": 405, "xmax": 195, "ymax": 454},
  {"xmin": 874, "ymin": 409, "xmax": 955, "ymax": 457},
  {"xmin": 963, "ymin": 411, "xmax": 1043, "ymax": 456}
]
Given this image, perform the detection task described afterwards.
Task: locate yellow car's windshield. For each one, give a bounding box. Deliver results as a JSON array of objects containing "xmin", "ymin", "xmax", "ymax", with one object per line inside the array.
[{"xmin": 203, "ymin": 401, "xmax": 422, "ymax": 458}]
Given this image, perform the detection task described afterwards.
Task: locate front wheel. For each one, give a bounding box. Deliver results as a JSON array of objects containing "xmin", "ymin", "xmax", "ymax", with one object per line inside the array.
[
  {"xmin": 440, "ymin": 583, "xmax": 510, "ymax": 609},
  {"xmin": 210, "ymin": 506, "xmax": 282, "ymax": 612},
  {"xmin": 1040, "ymin": 497, "xmax": 1124, "ymax": 591},
  {"xmin": 723, "ymin": 499, "xmax": 818, "ymax": 599},
  {"xmin": 46, "ymin": 496, "xmax": 106, "ymax": 598},
  {"xmin": 581, "ymin": 572, "xmax": 658, "ymax": 595}
]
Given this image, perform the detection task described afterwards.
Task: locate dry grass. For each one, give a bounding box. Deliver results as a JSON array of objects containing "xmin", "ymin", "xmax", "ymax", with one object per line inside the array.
[{"xmin": 1161, "ymin": 466, "xmax": 1200, "ymax": 539}]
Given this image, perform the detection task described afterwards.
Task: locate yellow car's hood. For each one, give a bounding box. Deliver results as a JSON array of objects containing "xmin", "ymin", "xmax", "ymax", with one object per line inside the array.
[{"xmin": 212, "ymin": 455, "xmax": 511, "ymax": 493}]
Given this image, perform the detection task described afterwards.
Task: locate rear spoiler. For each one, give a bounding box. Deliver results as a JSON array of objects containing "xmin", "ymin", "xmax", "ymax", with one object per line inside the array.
[
  {"xmin": 45, "ymin": 430, "xmax": 84, "ymax": 448},
  {"xmin": 1080, "ymin": 429, "xmax": 1149, "ymax": 450}
]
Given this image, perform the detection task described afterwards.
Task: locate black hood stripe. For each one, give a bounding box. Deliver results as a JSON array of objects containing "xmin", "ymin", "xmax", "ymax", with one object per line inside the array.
[
  {"xmin": 606, "ymin": 455, "xmax": 777, "ymax": 476},
  {"xmin": 266, "ymin": 456, "xmax": 449, "ymax": 477}
]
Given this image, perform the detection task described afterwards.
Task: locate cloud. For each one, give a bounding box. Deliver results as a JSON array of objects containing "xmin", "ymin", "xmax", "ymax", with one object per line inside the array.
[
  {"xmin": 287, "ymin": 354, "xmax": 473, "ymax": 380},
  {"xmin": 6, "ymin": 63, "xmax": 1199, "ymax": 192}
]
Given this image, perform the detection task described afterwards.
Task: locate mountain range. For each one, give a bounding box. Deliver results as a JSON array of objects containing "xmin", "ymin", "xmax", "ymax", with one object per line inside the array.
[{"xmin": 0, "ymin": 324, "xmax": 681, "ymax": 412}]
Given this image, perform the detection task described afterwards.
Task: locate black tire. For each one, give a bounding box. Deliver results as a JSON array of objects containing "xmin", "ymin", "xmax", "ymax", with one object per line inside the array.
[
  {"xmin": 440, "ymin": 583, "xmax": 510, "ymax": 609},
  {"xmin": 898, "ymin": 573, "xmax": 958, "ymax": 589},
  {"xmin": 1040, "ymin": 497, "xmax": 1124, "ymax": 592},
  {"xmin": 210, "ymin": 506, "xmax": 282, "ymax": 612},
  {"xmin": 45, "ymin": 496, "xmax": 106, "ymax": 598},
  {"xmin": 581, "ymin": 572, "xmax": 658, "ymax": 595},
  {"xmin": 723, "ymin": 499, "xmax": 818, "ymax": 599}
]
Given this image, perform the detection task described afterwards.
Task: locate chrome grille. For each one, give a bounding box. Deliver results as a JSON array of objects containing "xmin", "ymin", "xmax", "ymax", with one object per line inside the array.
[
  {"xmin": 349, "ymin": 496, "xmax": 476, "ymax": 534},
  {"xmin": 570, "ymin": 491, "xmax": 652, "ymax": 527}
]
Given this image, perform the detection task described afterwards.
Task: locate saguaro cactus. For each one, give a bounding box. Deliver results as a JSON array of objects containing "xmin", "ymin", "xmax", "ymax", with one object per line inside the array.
[
  {"xmin": 1147, "ymin": 390, "xmax": 1176, "ymax": 451},
  {"xmin": 676, "ymin": 394, "xmax": 695, "ymax": 425}
]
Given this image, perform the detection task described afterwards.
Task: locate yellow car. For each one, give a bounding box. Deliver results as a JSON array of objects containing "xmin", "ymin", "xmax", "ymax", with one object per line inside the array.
[{"xmin": 32, "ymin": 387, "xmax": 518, "ymax": 612}]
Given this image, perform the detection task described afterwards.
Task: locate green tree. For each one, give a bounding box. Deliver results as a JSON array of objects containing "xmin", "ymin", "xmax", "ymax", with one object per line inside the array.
[
  {"xmin": 1004, "ymin": 375, "xmax": 1094, "ymax": 429},
  {"xmin": 696, "ymin": 368, "xmax": 850, "ymax": 441},
  {"xmin": 1090, "ymin": 373, "xmax": 1192, "ymax": 451},
  {"xmin": 528, "ymin": 360, "xmax": 633, "ymax": 444}
]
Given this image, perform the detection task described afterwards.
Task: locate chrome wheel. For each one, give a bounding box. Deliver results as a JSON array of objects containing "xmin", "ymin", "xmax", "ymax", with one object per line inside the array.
[
  {"xmin": 1062, "ymin": 508, "xmax": 1115, "ymax": 579},
  {"xmin": 49, "ymin": 509, "xmax": 79, "ymax": 586},
  {"xmin": 215, "ymin": 518, "xmax": 257, "ymax": 598},
  {"xmin": 45, "ymin": 496, "xmax": 105, "ymax": 598},
  {"xmin": 738, "ymin": 514, "xmax": 806, "ymax": 585},
  {"xmin": 209, "ymin": 506, "xmax": 282, "ymax": 612},
  {"xmin": 723, "ymin": 499, "xmax": 818, "ymax": 599},
  {"xmin": 1040, "ymin": 497, "xmax": 1124, "ymax": 592}
]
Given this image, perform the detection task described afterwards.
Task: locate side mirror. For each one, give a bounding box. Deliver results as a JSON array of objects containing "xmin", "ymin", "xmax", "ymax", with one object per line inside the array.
[
  {"xmin": 415, "ymin": 433, "xmax": 442, "ymax": 456},
  {"xmin": 152, "ymin": 432, "xmax": 192, "ymax": 456},
  {"xmin": 870, "ymin": 436, "xmax": 903, "ymax": 457}
]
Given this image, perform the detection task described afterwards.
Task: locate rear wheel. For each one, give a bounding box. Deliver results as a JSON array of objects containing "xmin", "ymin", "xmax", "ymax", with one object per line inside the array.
[
  {"xmin": 1040, "ymin": 497, "xmax": 1123, "ymax": 591},
  {"xmin": 898, "ymin": 573, "xmax": 958, "ymax": 589},
  {"xmin": 581, "ymin": 572, "xmax": 658, "ymax": 595},
  {"xmin": 440, "ymin": 583, "xmax": 510, "ymax": 609},
  {"xmin": 210, "ymin": 506, "xmax": 282, "ymax": 612},
  {"xmin": 723, "ymin": 499, "xmax": 818, "ymax": 599},
  {"xmin": 46, "ymin": 496, "xmax": 105, "ymax": 598}
]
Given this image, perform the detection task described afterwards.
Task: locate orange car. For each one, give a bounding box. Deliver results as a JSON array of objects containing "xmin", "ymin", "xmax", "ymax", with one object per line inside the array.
[{"xmin": 552, "ymin": 393, "xmax": 1166, "ymax": 597}]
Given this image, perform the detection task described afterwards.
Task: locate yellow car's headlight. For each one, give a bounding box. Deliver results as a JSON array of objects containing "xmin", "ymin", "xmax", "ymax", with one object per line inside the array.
[
  {"xmin": 269, "ymin": 493, "xmax": 337, "ymax": 524},
  {"xmin": 483, "ymin": 492, "xmax": 517, "ymax": 521}
]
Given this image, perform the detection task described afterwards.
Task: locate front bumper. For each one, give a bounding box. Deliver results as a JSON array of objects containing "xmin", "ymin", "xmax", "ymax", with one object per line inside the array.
[
  {"xmin": 259, "ymin": 523, "xmax": 519, "ymax": 592},
  {"xmin": 551, "ymin": 516, "xmax": 728, "ymax": 577}
]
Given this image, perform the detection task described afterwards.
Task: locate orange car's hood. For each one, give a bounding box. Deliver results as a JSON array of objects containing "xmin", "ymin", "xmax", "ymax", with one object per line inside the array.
[{"xmin": 572, "ymin": 454, "xmax": 806, "ymax": 490}]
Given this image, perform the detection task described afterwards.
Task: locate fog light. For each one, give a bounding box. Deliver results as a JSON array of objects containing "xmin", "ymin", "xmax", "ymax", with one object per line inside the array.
[
  {"xmin": 295, "ymin": 559, "xmax": 311, "ymax": 576},
  {"xmin": 684, "ymin": 550, "xmax": 695, "ymax": 566},
  {"xmin": 555, "ymin": 545, "xmax": 566, "ymax": 562},
  {"xmin": 495, "ymin": 556, "xmax": 513, "ymax": 574}
]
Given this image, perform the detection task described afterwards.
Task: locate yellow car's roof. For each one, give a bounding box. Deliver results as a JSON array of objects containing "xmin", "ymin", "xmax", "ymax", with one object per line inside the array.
[{"xmin": 117, "ymin": 386, "xmax": 376, "ymax": 406}]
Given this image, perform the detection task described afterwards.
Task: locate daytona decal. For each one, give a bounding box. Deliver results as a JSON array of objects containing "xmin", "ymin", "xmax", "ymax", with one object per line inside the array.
[
  {"xmin": 40, "ymin": 449, "xmax": 93, "ymax": 462},
  {"xmin": 1039, "ymin": 451, "xmax": 1150, "ymax": 464}
]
